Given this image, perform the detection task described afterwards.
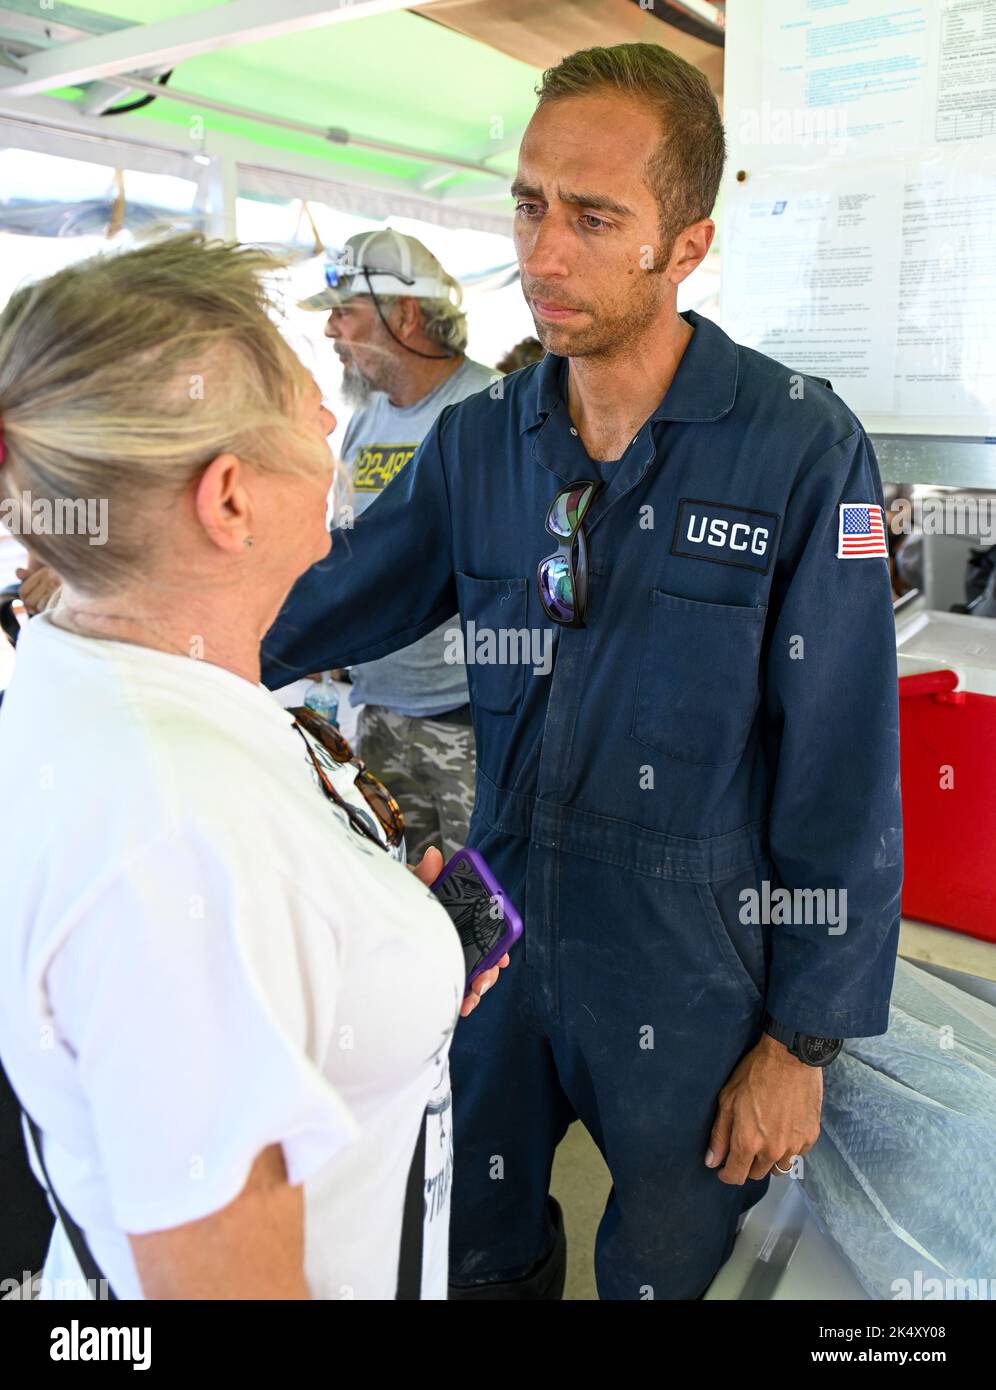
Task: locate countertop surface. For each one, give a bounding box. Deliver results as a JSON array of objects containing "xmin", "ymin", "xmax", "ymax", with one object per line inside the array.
[{"xmin": 899, "ymin": 917, "xmax": 996, "ymax": 983}]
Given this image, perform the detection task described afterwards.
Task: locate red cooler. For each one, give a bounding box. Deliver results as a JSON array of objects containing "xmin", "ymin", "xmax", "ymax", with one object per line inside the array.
[{"xmin": 896, "ymin": 610, "xmax": 996, "ymax": 943}]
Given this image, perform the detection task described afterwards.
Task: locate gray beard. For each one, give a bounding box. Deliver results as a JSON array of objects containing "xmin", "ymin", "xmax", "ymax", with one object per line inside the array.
[{"xmin": 340, "ymin": 360, "xmax": 376, "ymax": 408}]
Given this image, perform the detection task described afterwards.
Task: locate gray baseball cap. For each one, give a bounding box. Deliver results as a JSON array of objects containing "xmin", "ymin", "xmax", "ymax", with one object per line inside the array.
[{"xmin": 299, "ymin": 228, "xmax": 455, "ymax": 311}]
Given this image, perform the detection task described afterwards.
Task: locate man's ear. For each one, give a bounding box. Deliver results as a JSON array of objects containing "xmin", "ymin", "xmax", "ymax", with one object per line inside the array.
[
  {"xmin": 397, "ymin": 295, "xmax": 422, "ymax": 339},
  {"xmin": 669, "ymin": 219, "xmax": 715, "ymax": 285}
]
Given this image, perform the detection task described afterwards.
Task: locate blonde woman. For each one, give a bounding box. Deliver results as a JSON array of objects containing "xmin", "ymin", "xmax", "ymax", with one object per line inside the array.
[{"xmin": 0, "ymin": 234, "xmax": 503, "ymax": 1300}]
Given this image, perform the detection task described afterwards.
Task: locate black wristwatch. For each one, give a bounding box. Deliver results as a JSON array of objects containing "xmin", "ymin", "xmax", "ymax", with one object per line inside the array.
[{"xmin": 764, "ymin": 1014, "xmax": 843, "ymax": 1067}]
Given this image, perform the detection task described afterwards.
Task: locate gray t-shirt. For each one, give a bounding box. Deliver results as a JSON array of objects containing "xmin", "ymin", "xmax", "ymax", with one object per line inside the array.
[{"xmin": 340, "ymin": 356, "xmax": 495, "ymax": 717}]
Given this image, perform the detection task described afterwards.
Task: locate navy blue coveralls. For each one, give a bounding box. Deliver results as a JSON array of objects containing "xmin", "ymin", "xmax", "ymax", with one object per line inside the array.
[{"xmin": 262, "ymin": 310, "xmax": 903, "ymax": 1300}]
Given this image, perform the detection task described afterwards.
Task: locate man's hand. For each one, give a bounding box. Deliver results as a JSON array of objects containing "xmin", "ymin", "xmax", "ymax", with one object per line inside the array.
[
  {"xmin": 409, "ymin": 846, "xmax": 510, "ymax": 1018},
  {"xmin": 15, "ymin": 555, "xmax": 60, "ymax": 616},
  {"xmin": 705, "ymin": 1032, "xmax": 823, "ymax": 1184}
]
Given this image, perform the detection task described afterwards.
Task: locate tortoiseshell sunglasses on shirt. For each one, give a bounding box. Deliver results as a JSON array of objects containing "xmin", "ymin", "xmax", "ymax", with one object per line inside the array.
[{"xmin": 289, "ymin": 705, "xmax": 405, "ymax": 851}]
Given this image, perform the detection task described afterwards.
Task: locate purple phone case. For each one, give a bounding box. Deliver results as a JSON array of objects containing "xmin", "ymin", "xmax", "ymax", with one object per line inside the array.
[{"xmin": 431, "ymin": 846, "xmax": 523, "ymax": 990}]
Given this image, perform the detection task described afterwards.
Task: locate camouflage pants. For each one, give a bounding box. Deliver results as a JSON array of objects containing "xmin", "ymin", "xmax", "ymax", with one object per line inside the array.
[{"xmin": 356, "ymin": 705, "xmax": 477, "ymax": 864}]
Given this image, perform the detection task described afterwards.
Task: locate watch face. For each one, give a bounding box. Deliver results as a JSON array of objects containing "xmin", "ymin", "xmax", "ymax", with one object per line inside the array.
[{"xmin": 798, "ymin": 1035, "xmax": 843, "ymax": 1065}]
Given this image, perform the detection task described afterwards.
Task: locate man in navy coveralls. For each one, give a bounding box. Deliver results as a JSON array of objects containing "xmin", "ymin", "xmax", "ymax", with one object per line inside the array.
[{"xmin": 262, "ymin": 44, "xmax": 903, "ymax": 1299}]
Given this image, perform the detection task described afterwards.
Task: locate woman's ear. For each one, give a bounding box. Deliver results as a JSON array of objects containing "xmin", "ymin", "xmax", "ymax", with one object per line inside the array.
[{"xmin": 193, "ymin": 452, "xmax": 254, "ymax": 553}]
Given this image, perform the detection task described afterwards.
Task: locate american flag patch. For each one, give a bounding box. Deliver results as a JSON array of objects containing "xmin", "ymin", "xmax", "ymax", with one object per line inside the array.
[{"xmin": 837, "ymin": 503, "xmax": 888, "ymax": 559}]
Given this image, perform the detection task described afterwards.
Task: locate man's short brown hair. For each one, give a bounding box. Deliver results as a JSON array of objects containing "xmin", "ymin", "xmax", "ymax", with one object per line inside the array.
[{"xmin": 535, "ymin": 43, "xmax": 726, "ymax": 251}]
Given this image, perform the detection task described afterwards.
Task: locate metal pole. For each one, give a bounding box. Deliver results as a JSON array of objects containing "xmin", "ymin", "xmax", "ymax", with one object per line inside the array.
[{"xmin": 97, "ymin": 73, "xmax": 503, "ymax": 178}]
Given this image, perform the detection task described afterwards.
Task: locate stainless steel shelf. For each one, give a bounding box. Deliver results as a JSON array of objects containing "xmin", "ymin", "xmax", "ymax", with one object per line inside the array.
[{"xmin": 873, "ymin": 436, "xmax": 996, "ymax": 489}]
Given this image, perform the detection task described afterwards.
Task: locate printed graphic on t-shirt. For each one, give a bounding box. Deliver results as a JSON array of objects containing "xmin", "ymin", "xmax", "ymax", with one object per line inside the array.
[
  {"xmin": 425, "ymin": 1087, "xmax": 453, "ymax": 1224},
  {"xmin": 353, "ymin": 443, "xmax": 418, "ymax": 492},
  {"xmin": 420, "ymin": 995, "xmax": 459, "ymax": 1296}
]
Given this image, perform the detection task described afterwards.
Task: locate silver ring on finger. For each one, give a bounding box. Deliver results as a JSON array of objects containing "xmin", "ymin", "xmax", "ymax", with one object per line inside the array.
[{"xmin": 773, "ymin": 1160, "xmax": 793, "ymax": 1175}]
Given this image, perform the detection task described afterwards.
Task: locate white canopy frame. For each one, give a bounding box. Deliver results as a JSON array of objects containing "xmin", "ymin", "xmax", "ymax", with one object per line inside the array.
[
  {"xmin": 0, "ymin": 90, "xmax": 515, "ymax": 239},
  {"xmin": 0, "ymin": 0, "xmax": 521, "ymax": 218},
  {"xmin": 0, "ymin": 0, "xmax": 441, "ymax": 98}
]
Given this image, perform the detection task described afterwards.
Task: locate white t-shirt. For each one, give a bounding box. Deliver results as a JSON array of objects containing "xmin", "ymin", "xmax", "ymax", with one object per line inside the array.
[{"xmin": 0, "ymin": 612, "xmax": 466, "ymax": 1300}]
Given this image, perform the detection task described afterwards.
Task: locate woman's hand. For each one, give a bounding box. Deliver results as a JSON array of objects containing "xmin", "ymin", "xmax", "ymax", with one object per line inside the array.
[
  {"xmin": 410, "ymin": 847, "xmax": 511, "ymax": 1018},
  {"xmin": 459, "ymin": 954, "xmax": 510, "ymax": 1018}
]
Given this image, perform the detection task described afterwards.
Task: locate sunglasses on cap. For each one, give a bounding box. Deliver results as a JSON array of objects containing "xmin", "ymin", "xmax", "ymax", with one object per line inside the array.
[{"xmin": 323, "ymin": 259, "xmax": 415, "ymax": 291}]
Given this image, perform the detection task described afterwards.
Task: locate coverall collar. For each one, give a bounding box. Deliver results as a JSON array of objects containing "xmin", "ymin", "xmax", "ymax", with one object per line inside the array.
[
  {"xmin": 524, "ymin": 308, "xmax": 738, "ymax": 435},
  {"xmin": 525, "ymin": 309, "xmax": 739, "ymax": 506}
]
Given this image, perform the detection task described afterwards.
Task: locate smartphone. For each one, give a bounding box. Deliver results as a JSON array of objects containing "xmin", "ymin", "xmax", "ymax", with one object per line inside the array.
[{"xmin": 431, "ymin": 847, "xmax": 523, "ymax": 991}]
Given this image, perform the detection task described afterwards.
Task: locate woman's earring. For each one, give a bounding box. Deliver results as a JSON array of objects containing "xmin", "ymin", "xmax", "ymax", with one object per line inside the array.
[{"xmin": 243, "ymin": 536, "xmax": 254, "ymax": 548}]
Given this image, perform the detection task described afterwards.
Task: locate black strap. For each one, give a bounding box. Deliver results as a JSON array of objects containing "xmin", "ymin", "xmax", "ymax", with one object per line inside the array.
[
  {"xmin": 395, "ymin": 1108, "xmax": 427, "ymax": 1300},
  {"xmin": 23, "ymin": 1099, "xmax": 426, "ymax": 1302},
  {"xmin": 426, "ymin": 704, "xmax": 472, "ymax": 727},
  {"xmin": 23, "ymin": 1111, "xmax": 117, "ymax": 1300}
]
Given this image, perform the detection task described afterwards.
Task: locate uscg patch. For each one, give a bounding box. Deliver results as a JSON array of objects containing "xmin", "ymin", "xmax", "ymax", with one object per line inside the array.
[{"xmin": 671, "ymin": 498, "xmax": 781, "ymax": 574}]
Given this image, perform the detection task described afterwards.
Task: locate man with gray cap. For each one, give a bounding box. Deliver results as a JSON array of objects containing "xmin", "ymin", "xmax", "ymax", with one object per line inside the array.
[{"xmin": 300, "ymin": 229, "xmax": 494, "ymax": 860}]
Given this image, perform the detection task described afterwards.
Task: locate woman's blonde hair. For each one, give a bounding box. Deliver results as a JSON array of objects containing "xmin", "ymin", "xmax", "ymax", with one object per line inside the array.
[{"xmin": 0, "ymin": 232, "xmax": 333, "ymax": 594}]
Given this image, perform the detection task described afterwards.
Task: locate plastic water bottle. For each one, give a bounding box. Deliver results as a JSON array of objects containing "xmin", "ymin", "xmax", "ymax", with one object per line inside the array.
[{"xmin": 304, "ymin": 671, "xmax": 339, "ymax": 727}]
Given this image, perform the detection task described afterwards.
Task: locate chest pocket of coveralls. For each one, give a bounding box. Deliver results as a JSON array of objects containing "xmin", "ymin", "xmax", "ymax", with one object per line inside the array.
[
  {"xmin": 632, "ymin": 589, "xmax": 767, "ymax": 765},
  {"xmin": 454, "ymin": 573, "xmax": 528, "ymax": 714}
]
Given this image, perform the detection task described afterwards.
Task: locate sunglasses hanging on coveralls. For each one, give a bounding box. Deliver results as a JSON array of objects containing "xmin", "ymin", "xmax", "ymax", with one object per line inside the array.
[{"xmin": 537, "ymin": 479, "xmax": 603, "ymax": 628}]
